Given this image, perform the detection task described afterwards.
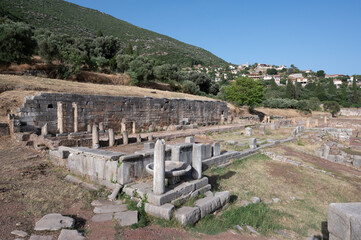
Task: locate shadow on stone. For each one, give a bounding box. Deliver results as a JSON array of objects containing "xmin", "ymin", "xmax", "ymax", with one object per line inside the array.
[{"xmin": 65, "ymin": 215, "xmax": 86, "ymax": 232}]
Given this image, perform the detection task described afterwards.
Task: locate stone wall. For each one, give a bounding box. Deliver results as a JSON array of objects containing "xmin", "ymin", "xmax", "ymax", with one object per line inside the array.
[
  {"xmin": 340, "ymin": 108, "xmax": 361, "ymax": 117},
  {"xmin": 18, "ymin": 93, "xmax": 228, "ymax": 134}
]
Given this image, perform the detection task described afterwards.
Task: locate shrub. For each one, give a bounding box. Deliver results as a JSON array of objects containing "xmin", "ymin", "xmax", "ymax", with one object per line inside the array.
[{"xmin": 323, "ymin": 101, "xmax": 340, "ymax": 117}]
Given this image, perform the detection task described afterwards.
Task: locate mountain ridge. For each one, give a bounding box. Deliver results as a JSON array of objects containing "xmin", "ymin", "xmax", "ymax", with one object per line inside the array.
[{"xmin": 0, "ymin": 0, "xmax": 227, "ymax": 66}]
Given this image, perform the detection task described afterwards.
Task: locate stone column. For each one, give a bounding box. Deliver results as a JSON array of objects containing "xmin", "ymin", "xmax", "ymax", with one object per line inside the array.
[
  {"xmin": 121, "ymin": 119, "xmax": 126, "ymax": 133},
  {"xmin": 212, "ymin": 142, "xmax": 220, "ymax": 156},
  {"xmin": 132, "ymin": 122, "xmax": 136, "ymax": 134},
  {"xmin": 122, "ymin": 131, "xmax": 128, "ymax": 145},
  {"xmin": 306, "ymin": 118, "xmax": 310, "ymax": 128},
  {"xmin": 315, "ymin": 119, "xmax": 319, "ymax": 127},
  {"xmin": 92, "ymin": 125, "xmax": 99, "ymax": 149},
  {"xmin": 245, "ymin": 127, "xmax": 252, "ymax": 136},
  {"xmin": 148, "ymin": 134, "xmax": 153, "ymax": 141},
  {"xmin": 99, "ymin": 122, "xmax": 104, "ymax": 131},
  {"xmin": 109, "ymin": 128, "xmax": 115, "ymax": 147},
  {"xmin": 87, "ymin": 124, "xmax": 92, "ymax": 133},
  {"xmin": 41, "ymin": 123, "xmax": 48, "ymax": 136},
  {"xmin": 192, "ymin": 144, "xmax": 203, "ymax": 179},
  {"xmin": 57, "ymin": 102, "xmax": 64, "ymax": 134},
  {"xmin": 72, "ymin": 102, "xmax": 78, "ymax": 133},
  {"xmin": 153, "ymin": 139, "xmax": 165, "ymax": 195},
  {"xmin": 136, "ymin": 134, "xmax": 142, "ymax": 143},
  {"xmin": 324, "ymin": 116, "xmax": 328, "ymax": 124},
  {"xmin": 259, "ymin": 125, "xmax": 266, "ymax": 135},
  {"xmin": 249, "ymin": 138, "xmax": 257, "ymax": 149},
  {"xmin": 185, "ymin": 136, "xmax": 195, "ymax": 143}
]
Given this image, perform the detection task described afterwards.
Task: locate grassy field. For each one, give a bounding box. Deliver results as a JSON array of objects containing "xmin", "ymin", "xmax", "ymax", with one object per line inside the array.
[{"xmin": 197, "ymin": 152, "xmax": 361, "ymax": 239}]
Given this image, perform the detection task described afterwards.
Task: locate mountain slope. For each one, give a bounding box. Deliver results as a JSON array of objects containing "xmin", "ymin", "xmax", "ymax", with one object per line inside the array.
[{"xmin": 0, "ymin": 0, "xmax": 227, "ymax": 66}]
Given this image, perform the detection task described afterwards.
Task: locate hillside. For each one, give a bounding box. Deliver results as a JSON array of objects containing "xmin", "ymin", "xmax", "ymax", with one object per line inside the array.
[{"xmin": 0, "ymin": 0, "xmax": 227, "ymax": 66}]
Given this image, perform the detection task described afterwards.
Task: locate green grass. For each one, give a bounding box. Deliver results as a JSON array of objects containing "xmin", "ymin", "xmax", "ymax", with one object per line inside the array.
[{"xmin": 190, "ymin": 203, "xmax": 284, "ymax": 235}]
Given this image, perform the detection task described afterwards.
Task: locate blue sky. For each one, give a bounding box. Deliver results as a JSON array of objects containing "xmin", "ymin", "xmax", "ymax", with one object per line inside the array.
[{"xmin": 66, "ymin": 0, "xmax": 361, "ymax": 75}]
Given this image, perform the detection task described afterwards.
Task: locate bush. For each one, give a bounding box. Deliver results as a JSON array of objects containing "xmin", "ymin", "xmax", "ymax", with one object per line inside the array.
[
  {"xmin": 0, "ymin": 20, "xmax": 37, "ymax": 64},
  {"xmin": 225, "ymin": 77, "xmax": 265, "ymax": 107},
  {"xmin": 323, "ymin": 101, "xmax": 340, "ymax": 117},
  {"xmin": 263, "ymin": 98, "xmax": 298, "ymax": 109},
  {"xmin": 182, "ymin": 80, "xmax": 200, "ymax": 95}
]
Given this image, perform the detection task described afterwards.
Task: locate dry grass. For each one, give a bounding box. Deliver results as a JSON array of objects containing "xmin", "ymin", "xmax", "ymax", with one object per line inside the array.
[
  {"xmin": 256, "ymin": 107, "xmax": 328, "ymax": 118},
  {"xmin": 205, "ymin": 153, "xmax": 361, "ymax": 239},
  {"xmin": 0, "ymin": 74, "xmax": 221, "ymax": 122}
]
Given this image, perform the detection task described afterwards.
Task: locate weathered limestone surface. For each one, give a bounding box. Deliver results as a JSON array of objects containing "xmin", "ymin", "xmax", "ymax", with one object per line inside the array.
[
  {"xmin": 192, "ymin": 144, "xmax": 203, "ymax": 179},
  {"xmin": 328, "ymin": 202, "xmax": 361, "ymax": 240},
  {"xmin": 245, "ymin": 127, "xmax": 252, "ymax": 136},
  {"xmin": 175, "ymin": 207, "xmax": 200, "ymax": 226},
  {"xmin": 19, "ymin": 93, "xmax": 228, "ymax": 134},
  {"xmin": 58, "ymin": 230, "xmax": 85, "ymax": 240},
  {"xmin": 114, "ymin": 210, "xmax": 138, "ymax": 226},
  {"xmin": 34, "ymin": 213, "xmax": 74, "ymax": 231},
  {"xmin": 154, "ymin": 139, "xmax": 166, "ymax": 195},
  {"xmin": 144, "ymin": 203, "xmax": 175, "ymax": 220}
]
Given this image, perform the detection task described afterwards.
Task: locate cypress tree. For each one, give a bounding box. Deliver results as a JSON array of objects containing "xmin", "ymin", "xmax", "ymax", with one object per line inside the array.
[
  {"xmin": 285, "ymin": 79, "xmax": 295, "ymax": 99},
  {"xmin": 352, "ymin": 78, "xmax": 359, "ymax": 104}
]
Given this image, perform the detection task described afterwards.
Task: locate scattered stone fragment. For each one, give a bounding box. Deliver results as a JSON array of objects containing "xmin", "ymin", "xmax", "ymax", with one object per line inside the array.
[
  {"xmin": 58, "ymin": 230, "xmax": 85, "ymax": 240},
  {"xmin": 29, "ymin": 235, "xmax": 53, "ymax": 240},
  {"xmin": 272, "ymin": 198, "xmax": 281, "ymax": 203},
  {"xmin": 91, "ymin": 199, "xmax": 123, "ymax": 207},
  {"xmin": 235, "ymin": 225, "xmax": 244, "ymax": 232},
  {"xmin": 240, "ymin": 200, "xmax": 250, "ymax": 207},
  {"xmin": 91, "ymin": 213, "xmax": 113, "ymax": 222},
  {"xmin": 34, "ymin": 213, "xmax": 74, "ymax": 231},
  {"xmin": 93, "ymin": 204, "xmax": 127, "ymax": 214},
  {"xmin": 252, "ymin": 197, "xmax": 261, "ymax": 204},
  {"xmin": 145, "ymin": 203, "xmax": 174, "ymax": 220},
  {"xmin": 108, "ymin": 183, "xmax": 122, "ymax": 201},
  {"xmin": 229, "ymin": 229, "xmax": 238, "ymax": 235},
  {"xmin": 246, "ymin": 225, "xmax": 260, "ymax": 236},
  {"xmin": 11, "ymin": 230, "xmax": 28, "ymax": 238},
  {"xmin": 114, "ymin": 211, "xmax": 138, "ymax": 226}
]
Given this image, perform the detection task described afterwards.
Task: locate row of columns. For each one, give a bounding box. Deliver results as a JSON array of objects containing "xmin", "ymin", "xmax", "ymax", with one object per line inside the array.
[{"xmin": 56, "ymin": 101, "xmax": 137, "ymax": 135}]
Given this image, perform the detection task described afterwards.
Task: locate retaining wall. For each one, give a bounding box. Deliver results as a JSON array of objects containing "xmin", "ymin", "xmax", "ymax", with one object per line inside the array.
[{"xmin": 19, "ymin": 93, "xmax": 228, "ymax": 134}]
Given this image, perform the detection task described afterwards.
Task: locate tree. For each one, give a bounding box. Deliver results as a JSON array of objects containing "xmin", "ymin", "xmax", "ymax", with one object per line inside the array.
[
  {"xmin": 125, "ymin": 42, "xmax": 134, "ymax": 55},
  {"xmin": 266, "ymin": 68, "xmax": 278, "ymax": 75},
  {"xmin": 316, "ymin": 70, "xmax": 325, "ymax": 78},
  {"xmin": 323, "ymin": 101, "xmax": 340, "ymax": 117},
  {"xmin": 0, "ymin": 20, "xmax": 37, "ymax": 64},
  {"xmin": 128, "ymin": 56, "xmax": 154, "ymax": 86},
  {"xmin": 352, "ymin": 78, "xmax": 359, "ymax": 105},
  {"xmin": 285, "ymin": 80, "xmax": 296, "ymax": 99},
  {"xmin": 224, "ymin": 77, "xmax": 265, "ymax": 106},
  {"xmin": 97, "ymin": 30, "xmax": 104, "ymax": 37},
  {"xmin": 182, "ymin": 80, "xmax": 200, "ymax": 95},
  {"xmin": 315, "ymin": 82, "xmax": 327, "ymax": 101}
]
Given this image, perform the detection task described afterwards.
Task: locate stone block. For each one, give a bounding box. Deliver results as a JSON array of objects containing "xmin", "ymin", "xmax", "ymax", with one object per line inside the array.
[
  {"xmin": 29, "ymin": 235, "xmax": 54, "ymax": 240},
  {"xmin": 93, "ymin": 204, "xmax": 127, "ymax": 214},
  {"xmin": 215, "ymin": 191, "xmax": 230, "ymax": 206},
  {"xmin": 185, "ymin": 136, "xmax": 195, "ymax": 143},
  {"xmin": 175, "ymin": 207, "xmax": 201, "ymax": 226},
  {"xmin": 353, "ymin": 156, "xmax": 361, "ymax": 168},
  {"xmin": 114, "ymin": 211, "xmax": 138, "ymax": 226},
  {"xmin": 328, "ymin": 202, "xmax": 361, "ymax": 240},
  {"xmin": 34, "ymin": 213, "xmax": 74, "ymax": 231},
  {"xmin": 144, "ymin": 142, "xmax": 155, "ymax": 150},
  {"xmin": 190, "ymin": 184, "xmax": 212, "ymax": 198},
  {"xmin": 212, "ymin": 142, "xmax": 220, "ymax": 156},
  {"xmin": 249, "ymin": 138, "xmax": 257, "ymax": 149},
  {"xmin": 195, "ymin": 196, "xmax": 221, "ymax": 218},
  {"xmin": 245, "ymin": 127, "xmax": 252, "ymax": 136},
  {"xmin": 144, "ymin": 203, "xmax": 175, "ymax": 220},
  {"xmin": 351, "ymin": 215, "xmax": 361, "ymax": 240},
  {"xmin": 91, "ymin": 213, "xmax": 113, "ymax": 222},
  {"xmin": 58, "ymin": 230, "xmax": 85, "ymax": 240}
]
